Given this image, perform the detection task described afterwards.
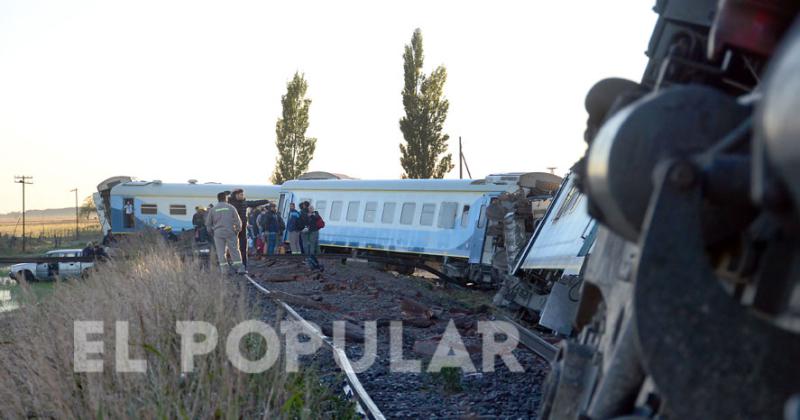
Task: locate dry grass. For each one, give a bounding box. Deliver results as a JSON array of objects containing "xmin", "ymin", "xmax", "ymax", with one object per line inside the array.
[
  {"xmin": 0, "ymin": 216, "xmax": 99, "ymax": 237},
  {"xmin": 0, "ymin": 238, "xmax": 354, "ymax": 419}
]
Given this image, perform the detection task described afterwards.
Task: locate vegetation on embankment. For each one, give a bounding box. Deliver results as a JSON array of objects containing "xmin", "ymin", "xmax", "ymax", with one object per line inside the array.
[{"xmin": 0, "ymin": 240, "xmax": 354, "ymax": 419}]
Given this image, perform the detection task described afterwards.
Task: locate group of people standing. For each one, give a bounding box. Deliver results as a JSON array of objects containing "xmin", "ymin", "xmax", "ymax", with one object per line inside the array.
[{"xmin": 193, "ymin": 189, "xmax": 325, "ymax": 274}]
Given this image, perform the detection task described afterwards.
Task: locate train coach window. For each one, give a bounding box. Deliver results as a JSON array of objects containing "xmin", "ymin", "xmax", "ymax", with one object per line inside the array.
[
  {"xmin": 169, "ymin": 204, "xmax": 187, "ymax": 216},
  {"xmin": 364, "ymin": 201, "xmax": 377, "ymax": 223},
  {"xmin": 315, "ymin": 200, "xmax": 327, "ymax": 218},
  {"xmin": 330, "ymin": 201, "xmax": 343, "ymax": 221},
  {"xmin": 420, "ymin": 203, "xmax": 436, "ymax": 226},
  {"xmin": 460, "ymin": 205, "xmax": 470, "ymax": 228},
  {"xmin": 141, "ymin": 204, "xmax": 158, "ymax": 215},
  {"xmin": 400, "ymin": 202, "xmax": 416, "ymax": 225},
  {"xmin": 382, "ymin": 202, "xmax": 397, "ymax": 223},
  {"xmin": 438, "ymin": 202, "xmax": 458, "ymax": 229},
  {"xmin": 477, "ymin": 204, "xmax": 487, "ymax": 228},
  {"xmin": 346, "ymin": 201, "xmax": 360, "ymax": 222}
]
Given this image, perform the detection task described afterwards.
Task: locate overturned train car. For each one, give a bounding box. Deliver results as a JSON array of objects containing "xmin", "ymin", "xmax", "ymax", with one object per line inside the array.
[
  {"xmin": 540, "ymin": 1, "xmax": 800, "ymax": 419},
  {"xmin": 495, "ymin": 171, "xmax": 596, "ymax": 336}
]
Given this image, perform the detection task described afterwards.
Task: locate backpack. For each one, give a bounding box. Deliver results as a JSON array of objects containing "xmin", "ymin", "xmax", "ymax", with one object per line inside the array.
[{"xmin": 315, "ymin": 215, "xmax": 325, "ymax": 230}]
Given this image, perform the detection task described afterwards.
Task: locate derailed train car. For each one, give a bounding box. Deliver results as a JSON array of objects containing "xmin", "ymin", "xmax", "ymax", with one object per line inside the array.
[
  {"xmin": 495, "ymin": 171, "xmax": 596, "ymax": 336},
  {"xmin": 539, "ymin": 1, "xmax": 800, "ymax": 419},
  {"xmin": 276, "ymin": 173, "xmax": 561, "ymax": 281}
]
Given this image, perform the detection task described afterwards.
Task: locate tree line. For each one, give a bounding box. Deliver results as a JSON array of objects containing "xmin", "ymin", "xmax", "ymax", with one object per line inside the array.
[{"xmin": 271, "ymin": 28, "xmax": 452, "ymax": 184}]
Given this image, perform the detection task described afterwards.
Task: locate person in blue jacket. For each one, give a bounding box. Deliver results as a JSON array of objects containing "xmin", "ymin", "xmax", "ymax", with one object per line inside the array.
[{"xmin": 286, "ymin": 202, "xmax": 303, "ymax": 254}]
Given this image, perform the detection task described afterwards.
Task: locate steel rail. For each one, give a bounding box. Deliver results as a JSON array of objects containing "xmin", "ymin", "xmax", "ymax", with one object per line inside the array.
[
  {"xmin": 496, "ymin": 314, "xmax": 559, "ymax": 362},
  {"xmin": 243, "ymin": 274, "xmax": 386, "ymax": 420}
]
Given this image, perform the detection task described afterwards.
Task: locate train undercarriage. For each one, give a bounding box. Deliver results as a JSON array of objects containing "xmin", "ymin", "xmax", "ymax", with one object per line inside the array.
[{"xmin": 539, "ymin": 1, "xmax": 800, "ymax": 418}]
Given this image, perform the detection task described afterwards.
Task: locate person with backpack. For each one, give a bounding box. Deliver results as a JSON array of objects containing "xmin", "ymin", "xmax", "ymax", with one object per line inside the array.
[
  {"xmin": 286, "ymin": 202, "xmax": 303, "ymax": 254},
  {"xmin": 302, "ymin": 203, "xmax": 323, "ymax": 271},
  {"xmin": 308, "ymin": 205, "xmax": 324, "ymax": 255}
]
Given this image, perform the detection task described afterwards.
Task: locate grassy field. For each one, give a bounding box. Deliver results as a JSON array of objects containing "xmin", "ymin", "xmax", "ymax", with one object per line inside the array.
[
  {"xmin": 0, "ymin": 240, "xmax": 355, "ymax": 418},
  {"xmin": 0, "ymin": 215, "xmax": 102, "ymax": 256},
  {"xmin": 0, "ymin": 281, "xmax": 54, "ymax": 312},
  {"xmin": 0, "ymin": 216, "xmax": 99, "ymax": 237}
]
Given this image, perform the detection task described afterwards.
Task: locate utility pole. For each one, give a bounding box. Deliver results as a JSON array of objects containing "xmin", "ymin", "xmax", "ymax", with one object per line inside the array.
[
  {"xmin": 71, "ymin": 188, "xmax": 79, "ymax": 239},
  {"xmin": 458, "ymin": 137, "xmax": 472, "ymax": 179},
  {"xmin": 459, "ymin": 136, "xmax": 462, "ymax": 179},
  {"xmin": 14, "ymin": 176, "xmax": 33, "ymax": 252}
]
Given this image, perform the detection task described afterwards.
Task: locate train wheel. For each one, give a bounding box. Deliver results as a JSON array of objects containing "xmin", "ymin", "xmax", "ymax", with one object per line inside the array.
[{"xmin": 394, "ymin": 265, "xmax": 415, "ymax": 275}]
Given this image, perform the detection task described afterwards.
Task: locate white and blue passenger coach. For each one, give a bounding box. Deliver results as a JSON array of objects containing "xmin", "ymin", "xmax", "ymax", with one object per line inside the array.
[
  {"xmin": 94, "ymin": 173, "xmax": 561, "ymax": 280},
  {"xmin": 276, "ymin": 173, "xmax": 559, "ymax": 270},
  {"xmin": 94, "ymin": 176, "xmax": 280, "ymax": 234}
]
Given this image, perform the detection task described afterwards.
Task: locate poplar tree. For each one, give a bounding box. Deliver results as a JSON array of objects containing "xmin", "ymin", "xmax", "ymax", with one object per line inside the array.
[
  {"xmin": 399, "ymin": 28, "xmax": 454, "ymax": 179},
  {"xmin": 272, "ymin": 72, "xmax": 317, "ymax": 184}
]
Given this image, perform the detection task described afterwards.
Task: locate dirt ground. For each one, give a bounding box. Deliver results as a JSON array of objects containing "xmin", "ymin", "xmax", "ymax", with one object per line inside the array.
[{"xmin": 246, "ymin": 256, "xmax": 550, "ymax": 419}]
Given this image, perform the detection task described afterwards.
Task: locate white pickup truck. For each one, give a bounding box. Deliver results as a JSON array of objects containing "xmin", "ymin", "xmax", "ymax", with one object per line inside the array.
[{"xmin": 9, "ymin": 249, "xmax": 94, "ymax": 282}]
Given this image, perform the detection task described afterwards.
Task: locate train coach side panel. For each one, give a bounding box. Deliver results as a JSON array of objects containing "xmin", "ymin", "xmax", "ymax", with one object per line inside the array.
[
  {"xmin": 282, "ymin": 183, "xmax": 495, "ymax": 259},
  {"xmin": 108, "ymin": 182, "xmax": 280, "ymax": 233},
  {"xmin": 516, "ymin": 173, "xmax": 596, "ymax": 274}
]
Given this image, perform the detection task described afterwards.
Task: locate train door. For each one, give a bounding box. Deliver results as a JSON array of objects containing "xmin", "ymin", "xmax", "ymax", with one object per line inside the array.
[
  {"xmin": 468, "ymin": 195, "xmax": 491, "ymax": 264},
  {"xmin": 123, "ymin": 198, "xmax": 135, "ymax": 228},
  {"xmin": 278, "ymin": 192, "xmax": 293, "ymax": 241}
]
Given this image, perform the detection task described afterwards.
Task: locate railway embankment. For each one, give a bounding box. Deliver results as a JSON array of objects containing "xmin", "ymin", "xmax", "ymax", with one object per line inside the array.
[
  {"xmin": 0, "ymin": 243, "xmax": 354, "ymax": 419},
  {"xmin": 246, "ymin": 256, "xmax": 550, "ymax": 418}
]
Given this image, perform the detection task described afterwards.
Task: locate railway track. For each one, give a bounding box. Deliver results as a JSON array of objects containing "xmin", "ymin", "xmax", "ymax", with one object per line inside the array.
[
  {"xmin": 243, "ymin": 273, "xmax": 386, "ymax": 420},
  {"xmin": 245, "ymin": 257, "xmax": 552, "ymax": 418},
  {"xmin": 3, "ymin": 249, "xmax": 556, "ymax": 417},
  {"xmin": 495, "ymin": 314, "xmax": 558, "ymax": 362}
]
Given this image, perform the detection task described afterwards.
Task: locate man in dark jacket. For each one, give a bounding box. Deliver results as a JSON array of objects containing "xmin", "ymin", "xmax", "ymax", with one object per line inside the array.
[
  {"xmin": 300, "ymin": 202, "xmax": 323, "ymax": 271},
  {"xmin": 82, "ymin": 241, "xmax": 96, "ymax": 258},
  {"xmin": 258, "ymin": 203, "xmax": 284, "ymax": 255},
  {"xmin": 228, "ymin": 188, "xmax": 269, "ymax": 266},
  {"xmin": 192, "ymin": 206, "xmax": 208, "ymax": 243},
  {"xmin": 307, "ymin": 205, "xmax": 323, "ymax": 255}
]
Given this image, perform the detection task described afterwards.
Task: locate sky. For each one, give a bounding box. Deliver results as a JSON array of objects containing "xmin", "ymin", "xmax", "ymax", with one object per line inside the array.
[{"xmin": 0, "ymin": 0, "xmax": 658, "ymax": 213}]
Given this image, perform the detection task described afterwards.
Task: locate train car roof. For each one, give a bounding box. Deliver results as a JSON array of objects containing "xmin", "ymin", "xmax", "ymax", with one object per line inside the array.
[
  {"xmin": 281, "ymin": 178, "xmax": 519, "ymax": 193},
  {"xmin": 111, "ymin": 181, "xmax": 280, "ymax": 197}
]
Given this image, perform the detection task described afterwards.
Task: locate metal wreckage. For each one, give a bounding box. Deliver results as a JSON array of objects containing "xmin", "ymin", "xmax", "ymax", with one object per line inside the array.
[{"xmin": 492, "ymin": 0, "xmax": 800, "ymax": 418}]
